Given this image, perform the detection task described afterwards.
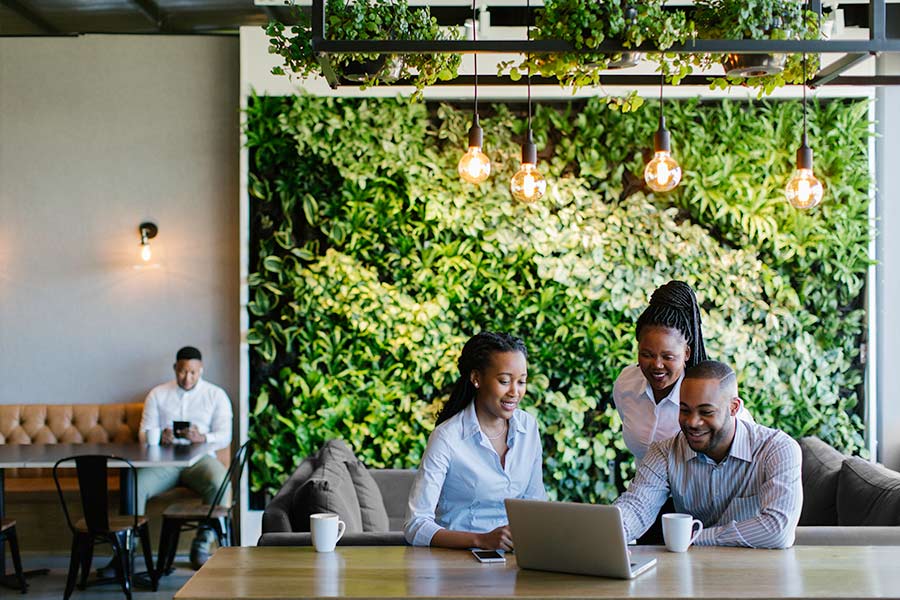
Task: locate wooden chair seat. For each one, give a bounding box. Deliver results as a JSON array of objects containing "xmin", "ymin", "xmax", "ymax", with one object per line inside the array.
[
  {"xmin": 74, "ymin": 515, "xmax": 148, "ymax": 533},
  {"xmin": 1, "ymin": 517, "xmax": 15, "ymax": 532},
  {"xmin": 163, "ymin": 503, "xmax": 229, "ymax": 520}
]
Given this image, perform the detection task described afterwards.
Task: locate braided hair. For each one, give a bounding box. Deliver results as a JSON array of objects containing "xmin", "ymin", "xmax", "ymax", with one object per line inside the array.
[
  {"xmin": 635, "ymin": 280, "xmax": 707, "ymax": 369},
  {"xmin": 436, "ymin": 331, "xmax": 528, "ymax": 426}
]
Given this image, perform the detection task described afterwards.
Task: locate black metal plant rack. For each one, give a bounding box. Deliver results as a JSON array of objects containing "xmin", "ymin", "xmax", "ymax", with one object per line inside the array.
[{"xmin": 308, "ymin": 0, "xmax": 900, "ymax": 89}]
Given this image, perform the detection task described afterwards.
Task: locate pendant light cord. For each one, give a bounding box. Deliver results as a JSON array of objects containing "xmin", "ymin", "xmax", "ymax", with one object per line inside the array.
[
  {"xmin": 526, "ymin": 0, "xmax": 532, "ymax": 129},
  {"xmin": 659, "ymin": 72, "xmax": 664, "ymax": 128},
  {"xmin": 802, "ymin": 53, "xmax": 808, "ymax": 146},
  {"xmin": 472, "ymin": 0, "xmax": 478, "ymax": 115}
]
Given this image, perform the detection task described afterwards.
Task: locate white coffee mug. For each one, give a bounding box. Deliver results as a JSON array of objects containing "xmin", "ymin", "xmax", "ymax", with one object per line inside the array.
[
  {"xmin": 145, "ymin": 428, "xmax": 162, "ymax": 446},
  {"xmin": 310, "ymin": 513, "xmax": 346, "ymax": 552},
  {"xmin": 662, "ymin": 513, "xmax": 703, "ymax": 552}
]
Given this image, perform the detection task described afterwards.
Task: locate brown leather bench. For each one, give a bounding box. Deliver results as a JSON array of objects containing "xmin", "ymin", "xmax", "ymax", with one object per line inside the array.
[{"xmin": 0, "ymin": 402, "xmax": 229, "ymax": 554}]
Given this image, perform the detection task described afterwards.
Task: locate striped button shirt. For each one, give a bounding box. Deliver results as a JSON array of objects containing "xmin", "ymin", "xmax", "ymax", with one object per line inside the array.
[{"xmin": 613, "ymin": 418, "xmax": 803, "ymax": 549}]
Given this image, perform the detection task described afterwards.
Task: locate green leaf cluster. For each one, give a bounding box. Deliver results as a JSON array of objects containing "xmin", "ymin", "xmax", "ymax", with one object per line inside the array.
[
  {"xmin": 266, "ymin": 0, "xmax": 460, "ymax": 100},
  {"xmin": 244, "ymin": 93, "xmax": 870, "ymax": 502},
  {"xmin": 665, "ymin": 0, "xmax": 822, "ymax": 94}
]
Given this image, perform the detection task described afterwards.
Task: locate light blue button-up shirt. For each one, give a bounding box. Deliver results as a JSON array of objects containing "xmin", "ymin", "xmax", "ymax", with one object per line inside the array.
[{"xmin": 404, "ymin": 401, "xmax": 547, "ymax": 546}]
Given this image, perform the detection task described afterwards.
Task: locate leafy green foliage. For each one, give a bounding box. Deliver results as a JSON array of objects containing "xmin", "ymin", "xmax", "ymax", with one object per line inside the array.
[
  {"xmin": 245, "ymin": 93, "xmax": 870, "ymax": 501},
  {"xmin": 501, "ymin": 0, "xmax": 692, "ymax": 110},
  {"xmin": 665, "ymin": 0, "xmax": 821, "ymax": 94},
  {"xmin": 266, "ymin": 0, "xmax": 460, "ymax": 100}
]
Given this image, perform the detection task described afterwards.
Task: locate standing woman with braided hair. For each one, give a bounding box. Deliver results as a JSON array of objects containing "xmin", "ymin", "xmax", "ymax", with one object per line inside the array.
[
  {"xmin": 613, "ymin": 280, "xmax": 753, "ymax": 463},
  {"xmin": 404, "ymin": 331, "xmax": 546, "ymax": 550}
]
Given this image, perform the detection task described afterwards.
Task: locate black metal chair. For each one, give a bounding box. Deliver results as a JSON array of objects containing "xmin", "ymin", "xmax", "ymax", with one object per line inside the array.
[
  {"xmin": 156, "ymin": 441, "xmax": 250, "ymax": 577},
  {"xmin": 0, "ymin": 518, "xmax": 27, "ymax": 593},
  {"xmin": 53, "ymin": 455, "xmax": 157, "ymax": 600}
]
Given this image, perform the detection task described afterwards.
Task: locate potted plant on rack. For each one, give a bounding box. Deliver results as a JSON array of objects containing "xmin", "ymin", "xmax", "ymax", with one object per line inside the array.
[
  {"xmin": 266, "ymin": 0, "xmax": 461, "ymax": 100},
  {"xmin": 666, "ymin": 0, "xmax": 820, "ymax": 95},
  {"xmin": 501, "ymin": 0, "xmax": 693, "ymax": 111}
]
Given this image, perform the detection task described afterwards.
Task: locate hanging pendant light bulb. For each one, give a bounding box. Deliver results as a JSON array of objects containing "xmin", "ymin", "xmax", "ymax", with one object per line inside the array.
[
  {"xmin": 644, "ymin": 75, "xmax": 682, "ymax": 192},
  {"xmin": 510, "ymin": 0, "xmax": 546, "ymax": 203},
  {"xmin": 785, "ymin": 54, "xmax": 823, "ymax": 209},
  {"xmin": 459, "ymin": 115, "xmax": 491, "ymax": 184},
  {"xmin": 510, "ymin": 129, "xmax": 546, "ymax": 203},
  {"xmin": 458, "ymin": 2, "xmax": 491, "ymax": 184}
]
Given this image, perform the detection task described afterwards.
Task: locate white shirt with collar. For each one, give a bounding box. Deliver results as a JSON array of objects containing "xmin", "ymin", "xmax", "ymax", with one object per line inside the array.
[
  {"xmin": 613, "ymin": 365, "xmax": 754, "ymax": 463},
  {"xmin": 404, "ymin": 401, "xmax": 547, "ymax": 547},
  {"xmin": 138, "ymin": 378, "xmax": 233, "ymax": 453}
]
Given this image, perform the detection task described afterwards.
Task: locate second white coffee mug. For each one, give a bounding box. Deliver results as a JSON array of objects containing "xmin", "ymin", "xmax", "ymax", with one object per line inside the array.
[
  {"xmin": 662, "ymin": 513, "xmax": 703, "ymax": 552},
  {"xmin": 145, "ymin": 428, "xmax": 161, "ymax": 446},
  {"xmin": 310, "ymin": 513, "xmax": 346, "ymax": 552}
]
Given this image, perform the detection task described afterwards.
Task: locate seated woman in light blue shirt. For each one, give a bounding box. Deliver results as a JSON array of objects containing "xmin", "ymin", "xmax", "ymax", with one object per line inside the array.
[{"xmin": 404, "ymin": 331, "xmax": 547, "ymax": 550}]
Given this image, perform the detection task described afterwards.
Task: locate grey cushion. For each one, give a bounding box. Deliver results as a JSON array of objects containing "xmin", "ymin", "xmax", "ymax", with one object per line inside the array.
[
  {"xmin": 263, "ymin": 456, "xmax": 317, "ymax": 534},
  {"xmin": 291, "ymin": 444, "xmax": 364, "ymax": 533},
  {"xmin": 320, "ymin": 438, "xmax": 357, "ymax": 462},
  {"xmin": 344, "ymin": 459, "xmax": 390, "ymax": 532},
  {"xmin": 836, "ymin": 456, "xmax": 900, "ymax": 526},
  {"xmin": 798, "ymin": 436, "xmax": 846, "ymax": 526}
]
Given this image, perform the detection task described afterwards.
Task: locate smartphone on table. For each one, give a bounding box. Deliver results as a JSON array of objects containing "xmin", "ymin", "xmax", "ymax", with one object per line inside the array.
[{"xmin": 471, "ymin": 550, "xmax": 505, "ymax": 563}]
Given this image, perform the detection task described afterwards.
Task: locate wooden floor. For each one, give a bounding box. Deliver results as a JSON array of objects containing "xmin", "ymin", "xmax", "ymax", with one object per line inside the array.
[{"xmin": 3, "ymin": 553, "xmax": 195, "ymax": 600}]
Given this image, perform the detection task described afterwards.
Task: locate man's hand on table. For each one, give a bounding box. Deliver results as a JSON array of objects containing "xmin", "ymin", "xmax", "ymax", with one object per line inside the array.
[{"xmin": 161, "ymin": 425, "xmax": 207, "ymax": 445}]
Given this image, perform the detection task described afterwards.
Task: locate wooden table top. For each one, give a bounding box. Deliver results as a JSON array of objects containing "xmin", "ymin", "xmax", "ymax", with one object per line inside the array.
[
  {"xmin": 0, "ymin": 442, "xmax": 213, "ymax": 468},
  {"xmin": 175, "ymin": 545, "xmax": 900, "ymax": 600}
]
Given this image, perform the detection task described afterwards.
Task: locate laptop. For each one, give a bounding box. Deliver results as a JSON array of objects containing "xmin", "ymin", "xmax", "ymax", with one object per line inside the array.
[{"xmin": 505, "ymin": 498, "xmax": 657, "ymax": 579}]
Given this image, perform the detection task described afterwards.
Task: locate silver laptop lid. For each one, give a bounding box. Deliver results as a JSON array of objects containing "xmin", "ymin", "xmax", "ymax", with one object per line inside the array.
[{"xmin": 505, "ymin": 498, "xmax": 656, "ymax": 579}]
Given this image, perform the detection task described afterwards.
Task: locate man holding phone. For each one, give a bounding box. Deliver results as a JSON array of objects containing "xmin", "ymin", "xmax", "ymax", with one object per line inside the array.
[{"xmin": 137, "ymin": 346, "xmax": 233, "ymax": 569}]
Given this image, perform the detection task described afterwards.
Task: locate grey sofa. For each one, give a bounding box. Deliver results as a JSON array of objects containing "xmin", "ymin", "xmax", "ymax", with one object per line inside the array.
[
  {"xmin": 794, "ymin": 436, "xmax": 900, "ymax": 545},
  {"xmin": 258, "ymin": 439, "xmax": 415, "ymax": 546},
  {"xmin": 258, "ymin": 436, "xmax": 900, "ymax": 547}
]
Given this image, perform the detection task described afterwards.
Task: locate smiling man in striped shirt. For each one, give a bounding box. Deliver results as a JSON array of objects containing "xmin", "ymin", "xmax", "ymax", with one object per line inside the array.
[{"xmin": 613, "ymin": 360, "xmax": 803, "ymax": 548}]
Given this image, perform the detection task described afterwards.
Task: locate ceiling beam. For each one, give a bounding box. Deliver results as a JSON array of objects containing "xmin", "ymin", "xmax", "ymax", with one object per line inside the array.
[
  {"xmin": 809, "ymin": 53, "xmax": 873, "ymax": 86},
  {"xmin": 130, "ymin": 0, "xmax": 166, "ymax": 31},
  {"xmin": 368, "ymin": 74, "xmax": 900, "ymax": 87},
  {"xmin": 0, "ymin": 0, "xmax": 62, "ymax": 35}
]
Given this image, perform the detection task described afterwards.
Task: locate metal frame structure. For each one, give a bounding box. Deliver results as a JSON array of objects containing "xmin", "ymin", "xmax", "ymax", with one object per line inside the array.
[{"xmin": 308, "ymin": 0, "xmax": 900, "ymax": 88}]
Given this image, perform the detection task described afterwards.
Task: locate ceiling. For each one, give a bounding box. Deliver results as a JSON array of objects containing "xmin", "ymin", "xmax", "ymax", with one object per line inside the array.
[
  {"xmin": 0, "ymin": 0, "xmax": 280, "ymax": 35},
  {"xmin": 3, "ymin": 1, "xmax": 896, "ymax": 37}
]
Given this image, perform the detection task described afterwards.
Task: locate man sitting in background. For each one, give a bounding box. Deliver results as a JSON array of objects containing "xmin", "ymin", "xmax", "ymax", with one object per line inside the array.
[
  {"xmin": 613, "ymin": 360, "xmax": 802, "ymax": 548},
  {"xmin": 138, "ymin": 346, "xmax": 233, "ymax": 569}
]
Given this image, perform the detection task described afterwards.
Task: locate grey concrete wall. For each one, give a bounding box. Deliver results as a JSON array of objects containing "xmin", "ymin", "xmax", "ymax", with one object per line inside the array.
[
  {"xmin": 876, "ymin": 54, "xmax": 900, "ymax": 469},
  {"xmin": 0, "ymin": 36, "xmax": 240, "ymax": 414}
]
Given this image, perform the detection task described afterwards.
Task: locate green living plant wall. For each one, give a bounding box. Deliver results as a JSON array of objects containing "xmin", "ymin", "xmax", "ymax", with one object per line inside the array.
[{"xmin": 245, "ymin": 94, "xmax": 871, "ymax": 502}]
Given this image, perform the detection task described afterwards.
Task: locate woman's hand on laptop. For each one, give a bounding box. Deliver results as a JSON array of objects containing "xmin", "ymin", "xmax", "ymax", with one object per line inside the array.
[{"xmin": 476, "ymin": 526, "xmax": 513, "ymax": 551}]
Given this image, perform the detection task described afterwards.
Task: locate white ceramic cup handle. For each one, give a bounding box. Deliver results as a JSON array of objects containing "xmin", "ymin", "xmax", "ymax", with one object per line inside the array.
[
  {"xmin": 335, "ymin": 520, "xmax": 346, "ymax": 543},
  {"xmin": 689, "ymin": 519, "xmax": 704, "ymax": 544}
]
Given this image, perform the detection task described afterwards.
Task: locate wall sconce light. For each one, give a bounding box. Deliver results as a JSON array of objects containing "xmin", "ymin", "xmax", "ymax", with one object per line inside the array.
[{"xmin": 139, "ymin": 222, "xmax": 158, "ymax": 262}]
